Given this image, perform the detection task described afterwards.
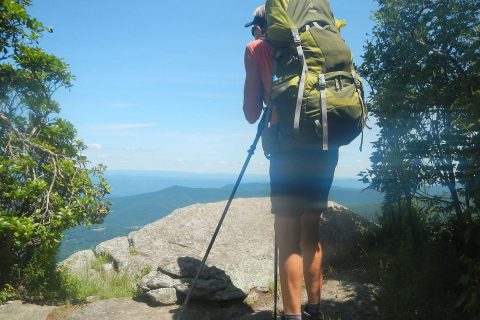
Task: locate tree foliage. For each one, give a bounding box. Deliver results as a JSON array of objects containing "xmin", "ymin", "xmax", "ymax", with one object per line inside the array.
[
  {"xmin": 360, "ymin": 0, "xmax": 479, "ymax": 317},
  {"xmin": 0, "ymin": 0, "xmax": 110, "ymax": 297}
]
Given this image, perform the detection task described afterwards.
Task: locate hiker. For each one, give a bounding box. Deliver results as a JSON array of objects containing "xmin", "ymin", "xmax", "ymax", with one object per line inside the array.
[{"xmin": 243, "ymin": 5, "xmax": 340, "ymax": 320}]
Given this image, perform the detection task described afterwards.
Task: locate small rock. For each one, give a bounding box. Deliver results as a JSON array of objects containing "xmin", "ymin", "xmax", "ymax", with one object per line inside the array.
[
  {"xmin": 102, "ymin": 263, "xmax": 114, "ymax": 273},
  {"xmin": 214, "ymin": 286, "xmax": 247, "ymax": 301},
  {"xmin": 256, "ymin": 286, "xmax": 270, "ymax": 293},
  {"xmin": 137, "ymin": 271, "xmax": 180, "ymax": 293},
  {"xmin": 146, "ymin": 288, "xmax": 178, "ymax": 305},
  {"xmin": 244, "ymin": 292, "xmax": 259, "ymax": 306},
  {"xmin": 174, "ymin": 277, "xmax": 228, "ymax": 296},
  {"xmin": 174, "ymin": 278, "xmax": 246, "ymax": 302}
]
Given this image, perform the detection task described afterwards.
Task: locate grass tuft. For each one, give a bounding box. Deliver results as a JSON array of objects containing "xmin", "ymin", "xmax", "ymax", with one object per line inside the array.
[{"xmin": 57, "ymin": 254, "xmax": 149, "ymax": 301}]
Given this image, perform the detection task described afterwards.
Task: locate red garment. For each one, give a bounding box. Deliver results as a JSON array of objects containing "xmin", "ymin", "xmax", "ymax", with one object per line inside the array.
[{"xmin": 243, "ymin": 39, "xmax": 277, "ymax": 124}]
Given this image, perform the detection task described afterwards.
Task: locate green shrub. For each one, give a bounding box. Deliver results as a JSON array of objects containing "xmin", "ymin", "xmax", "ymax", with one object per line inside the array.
[
  {"xmin": 457, "ymin": 221, "xmax": 480, "ymax": 319},
  {"xmin": 362, "ymin": 204, "xmax": 464, "ymax": 320},
  {"xmin": 0, "ymin": 0, "xmax": 110, "ymax": 300},
  {"xmin": 0, "ymin": 243, "xmax": 64, "ymax": 302}
]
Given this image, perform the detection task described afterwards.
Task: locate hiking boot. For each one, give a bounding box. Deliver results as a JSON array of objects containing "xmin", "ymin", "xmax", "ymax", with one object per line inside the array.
[
  {"xmin": 302, "ymin": 306, "xmax": 324, "ymax": 320},
  {"xmin": 279, "ymin": 315, "xmax": 301, "ymax": 320}
]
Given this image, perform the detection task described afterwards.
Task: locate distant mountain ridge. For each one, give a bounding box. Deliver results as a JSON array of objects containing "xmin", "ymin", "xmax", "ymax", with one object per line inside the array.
[
  {"xmin": 58, "ymin": 183, "xmax": 382, "ymax": 260},
  {"xmin": 103, "ymin": 171, "xmax": 268, "ymax": 197},
  {"xmin": 103, "ymin": 170, "xmax": 365, "ymax": 197}
]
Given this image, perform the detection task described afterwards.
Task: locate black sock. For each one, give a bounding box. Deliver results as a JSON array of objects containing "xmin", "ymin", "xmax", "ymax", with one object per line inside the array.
[{"xmin": 283, "ymin": 314, "xmax": 302, "ymax": 320}]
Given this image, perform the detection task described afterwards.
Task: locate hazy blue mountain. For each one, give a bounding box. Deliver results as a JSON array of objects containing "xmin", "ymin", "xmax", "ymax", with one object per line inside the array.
[
  {"xmin": 58, "ymin": 182, "xmax": 382, "ymax": 261},
  {"xmin": 104, "ymin": 170, "xmax": 269, "ymax": 197},
  {"xmin": 103, "ymin": 170, "xmax": 365, "ymax": 197},
  {"xmin": 219, "ymin": 183, "xmax": 382, "ymax": 217},
  {"xmin": 332, "ymin": 177, "xmax": 368, "ymax": 189}
]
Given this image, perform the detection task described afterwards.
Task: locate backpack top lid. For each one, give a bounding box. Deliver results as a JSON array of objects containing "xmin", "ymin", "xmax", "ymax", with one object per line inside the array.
[{"xmin": 266, "ymin": 0, "xmax": 337, "ymax": 47}]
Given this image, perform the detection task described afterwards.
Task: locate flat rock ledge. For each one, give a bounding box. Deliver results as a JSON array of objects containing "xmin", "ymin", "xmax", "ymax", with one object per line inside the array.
[
  {"xmin": 3, "ymin": 198, "xmax": 379, "ymax": 320},
  {"xmin": 0, "ymin": 301, "xmax": 58, "ymax": 320},
  {"xmin": 60, "ymin": 198, "xmax": 376, "ymax": 306}
]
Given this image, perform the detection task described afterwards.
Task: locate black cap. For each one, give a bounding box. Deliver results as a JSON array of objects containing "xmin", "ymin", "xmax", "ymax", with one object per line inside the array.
[{"xmin": 244, "ymin": 16, "xmax": 267, "ymax": 28}]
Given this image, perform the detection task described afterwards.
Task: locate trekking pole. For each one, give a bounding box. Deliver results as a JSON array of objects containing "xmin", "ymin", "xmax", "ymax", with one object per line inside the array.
[
  {"xmin": 273, "ymin": 234, "xmax": 279, "ymax": 320},
  {"xmin": 178, "ymin": 107, "xmax": 270, "ymax": 320}
]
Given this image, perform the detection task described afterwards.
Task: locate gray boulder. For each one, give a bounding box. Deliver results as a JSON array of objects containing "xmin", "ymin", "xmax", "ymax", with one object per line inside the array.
[
  {"xmin": 319, "ymin": 202, "xmax": 377, "ymax": 266},
  {"xmin": 137, "ymin": 257, "xmax": 246, "ymax": 302},
  {"xmin": 137, "ymin": 271, "xmax": 181, "ymax": 292},
  {"xmin": 145, "ymin": 288, "xmax": 178, "ymax": 306},
  {"xmin": 130, "ymin": 198, "xmax": 275, "ymax": 298},
  {"xmin": 95, "ymin": 237, "xmax": 130, "ymax": 270},
  {"xmin": 58, "ymin": 250, "xmax": 96, "ymax": 275},
  {"xmin": 94, "ymin": 236, "xmax": 154, "ymax": 277}
]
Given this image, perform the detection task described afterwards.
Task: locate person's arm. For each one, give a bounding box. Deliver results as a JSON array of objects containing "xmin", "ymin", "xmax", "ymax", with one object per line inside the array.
[{"xmin": 243, "ymin": 45, "xmax": 264, "ymax": 124}]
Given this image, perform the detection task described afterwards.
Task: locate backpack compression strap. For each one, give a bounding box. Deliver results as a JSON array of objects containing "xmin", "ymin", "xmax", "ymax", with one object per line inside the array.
[
  {"xmin": 354, "ymin": 76, "xmax": 369, "ymax": 151},
  {"xmin": 315, "ymin": 74, "xmax": 329, "ymax": 151},
  {"xmin": 291, "ymin": 28, "xmax": 307, "ymax": 134}
]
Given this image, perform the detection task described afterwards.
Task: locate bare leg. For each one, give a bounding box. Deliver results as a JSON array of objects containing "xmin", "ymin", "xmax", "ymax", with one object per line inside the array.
[
  {"xmin": 300, "ymin": 212, "xmax": 323, "ymax": 304},
  {"xmin": 275, "ymin": 215, "xmax": 303, "ymax": 314}
]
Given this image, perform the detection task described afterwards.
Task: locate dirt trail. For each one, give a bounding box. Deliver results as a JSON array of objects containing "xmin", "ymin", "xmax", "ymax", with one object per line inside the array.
[{"xmin": 0, "ymin": 267, "xmax": 378, "ymax": 320}]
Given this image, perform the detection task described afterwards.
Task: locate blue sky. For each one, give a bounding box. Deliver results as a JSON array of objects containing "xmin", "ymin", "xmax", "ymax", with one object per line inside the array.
[{"xmin": 29, "ymin": 0, "xmax": 378, "ymax": 178}]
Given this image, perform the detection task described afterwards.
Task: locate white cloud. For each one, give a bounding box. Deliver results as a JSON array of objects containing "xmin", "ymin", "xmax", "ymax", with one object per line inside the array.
[{"xmin": 87, "ymin": 143, "xmax": 102, "ymax": 149}]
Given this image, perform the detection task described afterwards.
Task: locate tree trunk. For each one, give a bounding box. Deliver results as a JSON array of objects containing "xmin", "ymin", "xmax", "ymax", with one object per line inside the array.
[
  {"xmin": 445, "ymin": 164, "xmax": 467, "ymax": 226},
  {"xmin": 0, "ymin": 230, "xmax": 13, "ymax": 262}
]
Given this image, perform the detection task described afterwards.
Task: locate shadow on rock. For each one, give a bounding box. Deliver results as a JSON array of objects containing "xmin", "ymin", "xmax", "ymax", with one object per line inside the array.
[
  {"xmin": 173, "ymin": 256, "xmax": 247, "ymax": 302},
  {"xmin": 320, "ymin": 267, "xmax": 379, "ymax": 320},
  {"xmin": 169, "ymin": 303, "xmax": 273, "ymax": 320},
  {"xmin": 139, "ymin": 256, "xmax": 270, "ymax": 320}
]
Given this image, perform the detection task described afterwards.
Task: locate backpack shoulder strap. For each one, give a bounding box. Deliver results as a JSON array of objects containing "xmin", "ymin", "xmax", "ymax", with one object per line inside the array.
[{"xmin": 291, "ymin": 28, "xmax": 308, "ymax": 134}]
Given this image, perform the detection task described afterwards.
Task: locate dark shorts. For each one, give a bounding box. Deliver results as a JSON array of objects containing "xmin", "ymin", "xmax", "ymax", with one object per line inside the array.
[{"xmin": 269, "ymin": 148, "xmax": 339, "ymax": 216}]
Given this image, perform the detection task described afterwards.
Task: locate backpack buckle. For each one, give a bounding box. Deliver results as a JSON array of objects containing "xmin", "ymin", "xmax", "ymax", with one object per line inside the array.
[
  {"xmin": 291, "ymin": 29, "xmax": 302, "ymax": 46},
  {"xmin": 354, "ymin": 77, "xmax": 361, "ymax": 90},
  {"xmin": 319, "ymin": 74, "xmax": 326, "ymax": 90}
]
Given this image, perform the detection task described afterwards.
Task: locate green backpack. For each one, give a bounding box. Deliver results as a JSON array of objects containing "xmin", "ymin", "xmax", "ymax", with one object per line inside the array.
[{"xmin": 264, "ymin": 0, "xmax": 367, "ymax": 153}]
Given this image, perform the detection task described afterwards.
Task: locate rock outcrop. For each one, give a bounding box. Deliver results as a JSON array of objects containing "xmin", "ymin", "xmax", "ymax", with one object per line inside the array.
[
  {"xmin": 57, "ymin": 249, "xmax": 103, "ymax": 281},
  {"xmin": 60, "ymin": 198, "xmax": 375, "ymax": 305},
  {"xmin": 319, "ymin": 202, "xmax": 375, "ymax": 266},
  {"xmin": 58, "ymin": 250, "xmax": 97, "ymax": 274}
]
